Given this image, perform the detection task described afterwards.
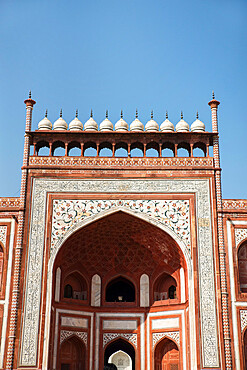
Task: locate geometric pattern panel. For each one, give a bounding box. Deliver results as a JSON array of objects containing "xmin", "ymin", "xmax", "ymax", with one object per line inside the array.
[
  {"xmin": 20, "ymin": 178, "xmax": 219, "ymax": 368},
  {"xmin": 60, "ymin": 330, "xmax": 87, "ymax": 346},
  {"xmin": 51, "ymin": 199, "xmax": 191, "ymax": 253},
  {"xmin": 103, "ymin": 333, "xmax": 138, "ymax": 348},
  {"xmin": 240, "ymin": 310, "xmax": 247, "ymax": 332},
  {"xmin": 235, "ymin": 228, "xmax": 247, "ymax": 247},
  {"xmin": 152, "ymin": 331, "xmax": 180, "ymax": 348}
]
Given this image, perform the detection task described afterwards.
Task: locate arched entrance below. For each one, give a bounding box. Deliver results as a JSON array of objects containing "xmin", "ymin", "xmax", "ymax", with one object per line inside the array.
[
  {"xmin": 244, "ymin": 329, "xmax": 247, "ymax": 369},
  {"xmin": 59, "ymin": 335, "xmax": 86, "ymax": 370},
  {"xmin": 104, "ymin": 339, "xmax": 135, "ymax": 370},
  {"xmin": 154, "ymin": 338, "xmax": 180, "ymax": 370}
]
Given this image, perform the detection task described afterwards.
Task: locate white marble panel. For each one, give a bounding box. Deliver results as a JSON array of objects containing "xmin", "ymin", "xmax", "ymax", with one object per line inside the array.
[
  {"xmin": 61, "ymin": 316, "xmax": 88, "ymax": 329},
  {"xmin": 103, "ymin": 320, "xmax": 137, "ymax": 330},
  {"xmin": 152, "ymin": 317, "xmax": 179, "ymax": 330}
]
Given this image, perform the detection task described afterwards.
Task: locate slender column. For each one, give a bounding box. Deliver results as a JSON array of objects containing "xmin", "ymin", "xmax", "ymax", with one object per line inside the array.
[
  {"xmin": 128, "ymin": 143, "xmax": 131, "ymax": 158},
  {"xmin": 33, "ymin": 142, "xmax": 36, "ymax": 156},
  {"xmin": 65, "ymin": 143, "xmax": 68, "ymax": 156},
  {"xmin": 96, "ymin": 143, "xmax": 99, "ymax": 157},
  {"xmin": 6, "ymin": 92, "xmax": 36, "ymax": 370},
  {"xmin": 112, "ymin": 143, "xmax": 115, "ymax": 157},
  {"xmin": 190, "ymin": 143, "xmax": 193, "ymax": 157},
  {"xmin": 80, "ymin": 143, "xmax": 84, "ymax": 157},
  {"xmin": 208, "ymin": 93, "xmax": 232, "ymax": 370},
  {"xmin": 159, "ymin": 143, "xmax": 162, "ymax": 157},
  {"xmin": 174, "ymin": 143, "xmax": 178, "ymax": 157},
  {"xmin": 49, "ymin": 142, "xmax": 52, "ymax": 156},
  {"xmin": 143, "ymin": 143, "xmax": 146, "ymax": 157},
  {"xmin": 206, "ymin": 144, "xmax": 209, "ymax": 157}
]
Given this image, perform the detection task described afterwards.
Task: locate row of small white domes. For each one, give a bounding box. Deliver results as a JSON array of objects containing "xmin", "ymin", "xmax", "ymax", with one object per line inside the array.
[{"xmin": 38, "ymin": 110, "xmax": 205, "ymax": 133}]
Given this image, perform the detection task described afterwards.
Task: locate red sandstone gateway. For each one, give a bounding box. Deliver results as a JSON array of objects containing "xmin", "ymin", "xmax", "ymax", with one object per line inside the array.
[{"xmin": 0, "ymin": 92, "xmax": 246, "ymax": 369}]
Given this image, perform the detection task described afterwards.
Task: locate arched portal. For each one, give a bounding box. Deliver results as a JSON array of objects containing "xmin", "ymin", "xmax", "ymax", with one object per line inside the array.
[
  {"xmin": 238, "ymin": 241, "xmax": 247, "ymax": 293},
  {"xmin": 46, "ymin": 210, "xmax": 190, "ymax": 370},
  {"xmin": 154, "ymin": 337, "xmax": 180, "ymax": 370},
  {"xmin": 105, "ymin": 339, "xmax": 135, "ymax": 370},
  {"xmin": 59, "ymin": 335, "xmax": 86, "ymax": 370},
  {"xmin": 244, "ymin": 329, "xmax": 247, "ymax": 369}
]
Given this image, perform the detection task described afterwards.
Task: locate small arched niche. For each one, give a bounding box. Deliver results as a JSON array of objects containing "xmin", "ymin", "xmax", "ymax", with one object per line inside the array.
[
  {"xmin": 59, "ymin": 335, "xmax": 86, "ymax": 370},
  {"xmin": 63, "ymin": 271, "xmax": 87, "ymax": 301},
  {"xmin": 238, "ymin": 241, "xmax": 247, "ymax": 293},
  {"xmin": 243, "ymin": 328, "xmax": 247, "ymax": 369},
  {"xmin": 154, "ymin": 337, "xmax": 179, "ymax": 370},
  {"xmin": 105, "ymin": 276, "xmax": 135, "ymax": 303},
  {"xmin": 153, "ymin": 273, "xmax": 178, "ymax": 303}
]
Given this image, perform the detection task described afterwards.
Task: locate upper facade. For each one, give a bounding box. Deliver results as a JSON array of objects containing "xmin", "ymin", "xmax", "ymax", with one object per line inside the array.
[{"xmin": 0, "ymin": 94, "xmax": 246, "ymax": 370}]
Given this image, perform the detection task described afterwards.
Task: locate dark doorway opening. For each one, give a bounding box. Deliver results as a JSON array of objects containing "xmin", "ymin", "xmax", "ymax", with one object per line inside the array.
[
  {"xmin": 106, "ymin": 277, "xmax": 135, "ymax": 302},
  {"xmin": 104, "ymin": 338, "xmax": 135, "ymax": 370}
]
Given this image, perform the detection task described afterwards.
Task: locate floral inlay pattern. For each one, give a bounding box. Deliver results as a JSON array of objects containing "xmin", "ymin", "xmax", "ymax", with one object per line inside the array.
[
  {"xmin": 152, "ymin": 331, "xmax": 180, "ymax": 348},
  {"xmin": 240, "ymin": 310, "xmax": 247, "ymax": 332},
  {"xmin": 51, "ymin": 199, "xmax": 190, "ymax": 252},
  {"xmin": 60, "ymin": 330, "xmax": 87, "ymax": 346},
  {"xmin": 235, "ymin": 228, "xmax": 247, "ymax": 247},
  {"xmin": 103, "ymin": 333, "xmax": 137, "ymax": 348}
]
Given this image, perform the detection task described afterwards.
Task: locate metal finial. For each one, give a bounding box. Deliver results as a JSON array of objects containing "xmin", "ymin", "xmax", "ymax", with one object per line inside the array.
[
  {"xmin": 75, "ymin": 109, "xmax": 78, "ymax": 118},
  {"xmin": 60, "ymin": 109, "xmax": 62, "ymax": 118},
  {"xmin": 106, "ymin": 110, "xmax": 108, "ymax": 118},
  {"xmin": 212, "ymin": 91, "xmax": 215, "ymax": 99},
  {"xmin": 45, "ymin": 109, "xmax": 48, "ymax": 118},
  {"xmin": 121, "ymin": 110, "xmax": 123, "ymax": 119},
  {"xmin": 181, "ymin": 111, "xmax": 183, "ymax": 119},
  {"xmin": 136, "ymin": 109, "xmax": 138, "ymax": 119},
  {"xmin": 29, "ymin": 90, "xmax": 32, "ymax": 99},
  {"xmin": 90, "ymin": 109, "xmax": 93, "ymax": 118},
  {"xmin": 196, "ymin": 111, "xmax": 199, "ymax": 119},
  {"xmin": 166, "ymin": 111, "xmax": 168, "ymax": 119},
  {"xmin": 151, "ymin": 110, "xmax": 153, "ymax": 119}
]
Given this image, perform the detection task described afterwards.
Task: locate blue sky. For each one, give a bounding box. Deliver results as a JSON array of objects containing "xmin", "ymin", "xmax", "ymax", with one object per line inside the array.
[{"xmin": 0, "ymin": 0, "xmax": 246, "ymax": 198}]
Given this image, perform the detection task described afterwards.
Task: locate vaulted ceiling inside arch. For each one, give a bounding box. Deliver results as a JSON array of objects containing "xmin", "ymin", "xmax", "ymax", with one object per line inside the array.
[{"xmin": 55, "ymin": 212, "xmax": 185, "ymax": 278}]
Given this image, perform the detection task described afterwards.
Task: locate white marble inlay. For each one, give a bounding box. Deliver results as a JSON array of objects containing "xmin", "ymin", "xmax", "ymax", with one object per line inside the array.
[
  {"xmin": 152, "ymin": 318, "xmax": 179, "ymax": 330},
  {"xmin": 61, "ymin": 316, "xmax": 88, "ymax": 329},
  {"xmin": 103, "ymin": 320, "xmax": 137, "ymax": 331}
]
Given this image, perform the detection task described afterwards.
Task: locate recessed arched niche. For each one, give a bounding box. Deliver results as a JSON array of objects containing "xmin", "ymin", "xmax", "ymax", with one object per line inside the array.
[
  {"xmin": 63, "ymin": 271, "xmax": 87, "ymax": 301},
  {"xmin": 238, "ymin": 241, "xmax": 247, "ymax": 293},
  {"xmin": 153, "ymin": 273, "xmax": 178, "ymax": 303},
  {"xmin": 105, "ymin": 276, "xmax": 135, "ymax": 303}
]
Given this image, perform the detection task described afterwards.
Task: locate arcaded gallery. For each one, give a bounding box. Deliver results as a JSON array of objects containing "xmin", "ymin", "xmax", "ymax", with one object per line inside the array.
[{"xmin": 0, "ymin": 93, "xmax": 247, "ymax": 370}]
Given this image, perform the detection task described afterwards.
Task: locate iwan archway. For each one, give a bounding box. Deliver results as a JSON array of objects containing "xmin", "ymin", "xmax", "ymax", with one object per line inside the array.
[{"xmin": 44, "ymin": 209, "xmax": 194, "ymax": 370}]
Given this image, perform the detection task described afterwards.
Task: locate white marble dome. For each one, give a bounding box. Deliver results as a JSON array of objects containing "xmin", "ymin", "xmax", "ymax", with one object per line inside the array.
[
  {"xmin": 176, "ymin": 112, "xmax": 189, "ymax": 132},
  {"xmin": 115, "ymin": 112, "xmax": 128, "ymax": 131},
  {"xmin": 69, "ymin": 110, "xmax": 83, "ymax": 131},
  {"xmin": 145, "ymin": 112, "xmax": 159, "ymax": 132},
  {"xmin": 84, "ymin": 111, "xmax": 98, "ymax": 131},
  {"xmin": 160, "ymin": 112, "xmax": 174, "ymax": 132},
  {"xmin": 191, "ymin": 113, "xmax": 205, "ymax": 132},
  {"xmin": 53, "ymin": 110, "xmax": 68, "ymax": 130},
  {"xmin": 38, "ymin": 111, "xmax": 52, "ymax": 130},
  {"xmin": 100, "ymin": 111, "xmax": 113, "ymax": 132},
  {"xmin": 130, "ymin": 111, "xmax": 144, "ymax": 131}
]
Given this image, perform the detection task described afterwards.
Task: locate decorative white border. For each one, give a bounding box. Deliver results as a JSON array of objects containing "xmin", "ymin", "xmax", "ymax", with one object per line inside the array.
[
  {"xmin": 152, "ymin": 331, "xmax": 180, "ymax": 348},
  {"xmin": 235, "ymin": 228, "xmax": 247, "ymax": 247},
  {"xmin": 103, "ymin": 333, "xmax": 137, "ymax": 348},
  {"xmin": 60, "ymin": 330, "xmax": 87, "ymax": 346},
  {"xmin": 0, "ymin": 220, "xmax": 15, "ymax": 369},
  {"xmin": 227, "ymin": 220, "xmax": 247, "ymax": 370},
  {"xmin": 20, "ymin": 178, "xmax": 218, "ymax": 368}
]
